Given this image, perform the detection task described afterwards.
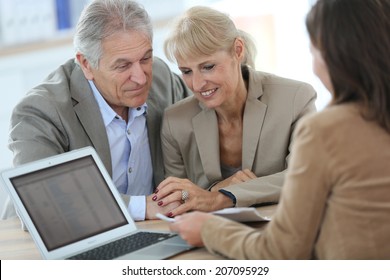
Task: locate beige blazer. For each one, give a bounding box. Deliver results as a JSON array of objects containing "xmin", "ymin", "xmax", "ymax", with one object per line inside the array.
[
  {"xmin": 161, "ymin": 66, "xmax": 317, "ymax": 207},
  {"xmin": 202, "ymin": 104, "xmax": 390, "ymax": 259}
]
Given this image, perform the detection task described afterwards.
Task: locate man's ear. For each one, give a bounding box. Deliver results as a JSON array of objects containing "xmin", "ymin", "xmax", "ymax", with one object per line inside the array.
[{"xmin": 76, "ymin": 53, "xmax": 94, "ymax": 80}]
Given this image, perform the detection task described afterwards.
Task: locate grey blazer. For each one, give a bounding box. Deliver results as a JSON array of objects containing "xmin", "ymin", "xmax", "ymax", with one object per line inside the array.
[
  {"xmin": 8, "ymin": 57, "xmax": 191, "ymax": 187},
  {"xmin": 161, "ymin": 66, "xmax": 317, "ymax": 207}
]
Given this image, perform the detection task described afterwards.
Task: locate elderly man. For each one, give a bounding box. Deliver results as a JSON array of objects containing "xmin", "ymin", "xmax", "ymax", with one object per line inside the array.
[{"xmin": 6, "ymin": 0, "xmax": 191, "ymax": 223}]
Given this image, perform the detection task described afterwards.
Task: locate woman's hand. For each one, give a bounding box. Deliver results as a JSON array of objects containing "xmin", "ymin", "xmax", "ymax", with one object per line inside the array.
[
  {"xmin": 154, "ymin": 177, "xmax": 234, "ymax": 217},
  {"xmin": 145, "ymin": 194, "xmax": 181, "ymax": 220},
  {"xmin": 169, "ymin": 211, "xmax": 213, "ymax": 247},
  {"xmin": 210, "ymin": 169, "xmax": 256, "ymax": 192}
]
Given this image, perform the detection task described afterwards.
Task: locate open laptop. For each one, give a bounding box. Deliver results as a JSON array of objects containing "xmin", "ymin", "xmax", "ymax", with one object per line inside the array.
[{"xmin": 0, "ymin": 146, "xmax": 193, "ymax": 260}]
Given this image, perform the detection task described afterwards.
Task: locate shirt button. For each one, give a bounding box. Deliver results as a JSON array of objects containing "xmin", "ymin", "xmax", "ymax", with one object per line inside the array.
[
  {"xmin": 127, "ymin": 129, "xmax": 131, "ymax": 135},
  {"xmin": 128, "ymin": 167, "xmax": 132, "ymax": 173}
]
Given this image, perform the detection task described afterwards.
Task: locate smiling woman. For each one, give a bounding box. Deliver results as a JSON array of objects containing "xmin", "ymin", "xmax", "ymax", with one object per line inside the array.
[{"xmin": 153, "ymin": 5, "xmax": 317, "ymax": 217}]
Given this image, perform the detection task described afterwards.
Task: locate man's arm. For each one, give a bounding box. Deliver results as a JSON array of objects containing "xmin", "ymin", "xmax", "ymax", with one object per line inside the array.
[{"xmin": 9, "ymin": 92, "xmax": 70, "ymax": 166}]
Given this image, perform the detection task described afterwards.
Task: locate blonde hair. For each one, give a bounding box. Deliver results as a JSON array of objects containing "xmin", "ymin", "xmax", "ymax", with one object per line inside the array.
[{"xmin": 164, "ymin": 6, "xmax": 257, "ymax": 68}]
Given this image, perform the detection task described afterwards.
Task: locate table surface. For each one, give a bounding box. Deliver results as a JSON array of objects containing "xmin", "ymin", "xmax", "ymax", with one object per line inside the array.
[{"xmin": 0, "ymin": 205, "xmax": 276, "ymax": 260}]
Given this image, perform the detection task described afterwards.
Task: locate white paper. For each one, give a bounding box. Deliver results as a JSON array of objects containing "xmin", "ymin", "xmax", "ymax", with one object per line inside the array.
[
  {"xmin": 156, "ymin": 213, "xmax": 175, "ymax": 223},
  {"xmin": 212, "ymin": 207, "xmax": 272, "ymax": 222}
]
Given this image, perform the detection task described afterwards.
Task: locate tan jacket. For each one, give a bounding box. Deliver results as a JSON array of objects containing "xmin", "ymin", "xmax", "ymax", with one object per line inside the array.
[
  {"xmin": 202, "ymin": 104, "xmax": 390, "ymax": 259},
  {"xmin": 161, "ymin": 66, "xmax": 317, "ymax": 206}
]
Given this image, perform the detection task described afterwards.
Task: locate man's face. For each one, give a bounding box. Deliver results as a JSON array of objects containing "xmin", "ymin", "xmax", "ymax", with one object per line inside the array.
[{"xmin": 78, "ymin": 30, "xmax": 153, "ymax": 113}]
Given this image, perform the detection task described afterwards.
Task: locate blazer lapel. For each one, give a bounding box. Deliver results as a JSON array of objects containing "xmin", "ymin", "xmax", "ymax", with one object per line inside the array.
[
  {"xmin": 145, "ymin": 100, "xmax": 164, "ymax": 186},
  {"xmin": 192, "ymin": 109, "xmax": 222, "ymax": 182},
  {"xmin": 242, "ymin": 99, "xmax": 267, "ymax": 169},
  {"xmin": 242, "ymin": 67, "xmax": 267, "ymax": 170},
  {"xmin": 70, "ymin": 68, "xmax": 112, "ymax": 175}
]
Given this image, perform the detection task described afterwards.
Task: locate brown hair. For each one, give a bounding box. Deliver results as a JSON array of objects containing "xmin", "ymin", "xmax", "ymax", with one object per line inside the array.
[{"xmin": 306, "ymin": 0, "xmax": 390, "ymax": 131}]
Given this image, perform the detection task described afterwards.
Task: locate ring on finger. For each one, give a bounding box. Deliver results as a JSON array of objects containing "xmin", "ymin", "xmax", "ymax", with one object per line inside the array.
[{"xmin": 181, "ymin": 190, "xmax": 189, "ymax": 202}]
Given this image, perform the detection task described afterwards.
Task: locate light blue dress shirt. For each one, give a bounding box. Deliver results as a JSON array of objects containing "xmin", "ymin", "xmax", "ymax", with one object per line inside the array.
[{"xmin": 89, "ymin": 81, "xmax": 153, "ymax": 220}]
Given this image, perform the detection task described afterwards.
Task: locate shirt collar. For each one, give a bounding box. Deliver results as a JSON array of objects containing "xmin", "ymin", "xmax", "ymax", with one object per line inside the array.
[{"xmin": 88, "ymin": 80, "xmax": 148, "ymax": 126}]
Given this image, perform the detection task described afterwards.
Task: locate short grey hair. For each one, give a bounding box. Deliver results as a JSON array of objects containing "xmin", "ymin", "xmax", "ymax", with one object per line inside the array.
[{"xmin": 74, "ymin": 0, "xmax": 153, "ymax": 69}]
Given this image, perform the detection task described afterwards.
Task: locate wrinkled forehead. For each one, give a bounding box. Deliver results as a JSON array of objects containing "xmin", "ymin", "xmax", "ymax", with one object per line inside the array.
[{"xmin": 100, "ymin": 30, "xmax": 152, "ymax": 62}]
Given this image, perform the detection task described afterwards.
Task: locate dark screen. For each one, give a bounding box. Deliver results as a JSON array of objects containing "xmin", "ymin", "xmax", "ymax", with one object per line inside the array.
[{"xmin": 11, "ymin": 156, "xmax": 128, "ymax": 251}]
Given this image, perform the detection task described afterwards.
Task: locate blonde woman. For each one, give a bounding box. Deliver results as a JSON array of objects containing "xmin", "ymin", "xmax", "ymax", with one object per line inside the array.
[{"xmin": 153, "ymin": 6, "xmax": 317, "ymax": 216}]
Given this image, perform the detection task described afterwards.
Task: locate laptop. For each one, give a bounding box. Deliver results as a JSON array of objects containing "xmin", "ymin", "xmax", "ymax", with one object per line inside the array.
[{"xmin": 0, "ymin": 146, "xmax": 193, "ymax": 260}]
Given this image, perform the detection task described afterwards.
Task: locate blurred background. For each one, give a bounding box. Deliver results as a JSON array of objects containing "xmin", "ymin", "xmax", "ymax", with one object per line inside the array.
[{"xmin": 0, "ymin": 0, "xmax": 329, "ymax": 208}]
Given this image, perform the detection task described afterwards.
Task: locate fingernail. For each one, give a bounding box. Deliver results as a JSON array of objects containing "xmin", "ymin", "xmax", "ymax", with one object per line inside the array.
[
  {"xmin": 154, "ymin": 189, "xmax": 159, "ymax": 194},
  {"xmin": 167, "ymin": 212, "xmax": 173, "ymax": 217},
  {"xmin": 158, "ymin": 201, "xmax": 163, "ymax": 206},
  {"xmin": 152, "ymin": 195, "xmax": 157, "ymax": 201}
]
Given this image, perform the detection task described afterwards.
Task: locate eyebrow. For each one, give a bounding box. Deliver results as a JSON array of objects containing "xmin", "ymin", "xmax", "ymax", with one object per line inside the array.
[
  {"xmin": 178, "ymin": 61, "xmax": 214, "ymax": 71},
  {"xmin": 111, "ymin": 49, "xmax": 153, "ymax": 67}
]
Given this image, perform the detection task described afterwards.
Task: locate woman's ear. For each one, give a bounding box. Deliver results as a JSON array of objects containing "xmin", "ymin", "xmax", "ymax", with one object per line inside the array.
[{"xmin": 233, "ymin": 37, "xmax": 245, "ymax": 61}]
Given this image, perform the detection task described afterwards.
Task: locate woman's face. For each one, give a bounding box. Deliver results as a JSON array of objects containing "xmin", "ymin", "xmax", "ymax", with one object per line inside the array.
[
  {"xmin": 310, "ymin": 42, "xmax": 333, "ymax": 93},
  {"xmin": 176, "ymin": 45, "xmax": 243, "ymax": 109}
]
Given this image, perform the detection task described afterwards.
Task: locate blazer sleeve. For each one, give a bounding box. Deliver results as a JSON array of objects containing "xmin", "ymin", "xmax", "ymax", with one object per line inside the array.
[
  {"xmin": 201, "ymin": 115, "xmax": 331, "ymax": 259},
  {"xmin": 9, "ymin": 92, "xmax": 70, "ymax": 166},
  {"xmin": 221, "ymin": 83, "xmax": 317, "ymax": 207}
]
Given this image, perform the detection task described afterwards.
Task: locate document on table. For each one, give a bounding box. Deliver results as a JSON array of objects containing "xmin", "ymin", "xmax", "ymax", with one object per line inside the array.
[{"xmin": 212, "ymin": 207, "xmax": 272, "ymax": 222}]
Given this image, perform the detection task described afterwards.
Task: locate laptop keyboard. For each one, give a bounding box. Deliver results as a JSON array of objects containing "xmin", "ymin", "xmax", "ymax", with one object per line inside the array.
[{"xmin": 67, "ymin": 231, "xmax": 177, "ymax": 260}]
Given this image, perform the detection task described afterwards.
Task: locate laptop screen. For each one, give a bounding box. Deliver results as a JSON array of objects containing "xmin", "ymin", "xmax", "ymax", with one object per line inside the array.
[{"xmin": 10, "ymin": 155, "xmax": 128, "ymax": 251}]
